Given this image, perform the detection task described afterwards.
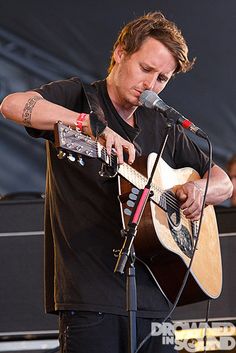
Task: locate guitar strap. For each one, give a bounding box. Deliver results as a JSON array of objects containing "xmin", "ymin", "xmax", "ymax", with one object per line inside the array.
[{"xmin": 80, "ymin": 80, "xmax": 107, "ymax": 137}]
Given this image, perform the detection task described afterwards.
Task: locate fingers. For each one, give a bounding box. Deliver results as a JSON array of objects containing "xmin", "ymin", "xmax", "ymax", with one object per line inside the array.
[
  {"xmin": 100, "ymin": 127, "xmax": 135, "ymax": 165},
  {"xmin": 175, "ymin": 182, "xmax": 204, "ymax": 221},
  {"xmin": 122, "ymin": 140, "xmax": 136, "ymax": 165},
  {"xmin": 114, "ymin": 138, "xmax": 124, "ymax": 164},
  {"xmin": 104, "ymin": 131, "xmax": 113, "ymax": 158}
]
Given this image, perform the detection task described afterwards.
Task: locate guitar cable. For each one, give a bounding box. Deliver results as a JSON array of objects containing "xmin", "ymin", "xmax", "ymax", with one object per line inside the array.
[
  {"xmin": 203, "ymin": 299, "xmax": 211, "ymax": 353},
  {"xmin": 134, "ymin": 136, "xmax": 213, "ymax": 353}
]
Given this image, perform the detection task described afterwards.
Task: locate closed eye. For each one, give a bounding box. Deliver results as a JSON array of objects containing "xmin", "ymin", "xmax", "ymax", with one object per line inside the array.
[
  {"xmin": 157, "ymin": 75, "xmax": 168, "ymax": 83},
  {"xmin": 140, "ymin": 64, "xmax": 170, "ymax": 83},
  {"xmin": 141, "ymin": 65, "xmax": 151, "ymax": 72}
]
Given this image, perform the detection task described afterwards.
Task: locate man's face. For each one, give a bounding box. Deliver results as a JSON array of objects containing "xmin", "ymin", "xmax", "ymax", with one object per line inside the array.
[{"xmin": 112, "ymin": 37, "xmax": 177, "ymax": 108}]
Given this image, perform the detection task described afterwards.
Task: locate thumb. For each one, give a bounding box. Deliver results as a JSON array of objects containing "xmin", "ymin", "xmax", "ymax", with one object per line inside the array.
[{"xmin": 175, "ymin": 187, "xmax": 187, "ymax": 202}]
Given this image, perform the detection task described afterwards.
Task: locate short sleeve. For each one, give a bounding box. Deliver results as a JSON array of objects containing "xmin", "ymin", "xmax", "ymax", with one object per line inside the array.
[{"xmin": 25, "ymin": 77, "xmax": 83, "ymax": 141}]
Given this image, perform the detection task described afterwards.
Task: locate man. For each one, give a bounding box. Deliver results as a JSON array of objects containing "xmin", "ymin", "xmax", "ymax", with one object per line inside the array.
[{"xmin": 1, "ymin": 11, "xmax": 232, "ymax": 353}]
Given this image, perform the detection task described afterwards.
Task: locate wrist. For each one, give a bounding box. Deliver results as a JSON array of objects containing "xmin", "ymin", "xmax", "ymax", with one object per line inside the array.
[
  {"xmin": 193, "ymin": 181, "xmax": 204, "ymax": 195},
  {"xmin": 75, "ymin": 113, "xmax": 87, "ymax": 131}
]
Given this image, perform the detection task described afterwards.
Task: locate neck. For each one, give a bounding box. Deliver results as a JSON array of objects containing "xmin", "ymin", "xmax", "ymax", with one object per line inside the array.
[
  {"xmin": 114, "ymin": 106, "xmax": 136, "ymax": 127},
  {"xmin": 106, "ymin": 76, "xmax": 137, "ymax": 126}
]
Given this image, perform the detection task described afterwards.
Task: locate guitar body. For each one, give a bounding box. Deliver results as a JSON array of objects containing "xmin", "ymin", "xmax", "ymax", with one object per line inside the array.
[{"xmin": 118, "ymin": 153, "xmax": 222, "ymax": 306}]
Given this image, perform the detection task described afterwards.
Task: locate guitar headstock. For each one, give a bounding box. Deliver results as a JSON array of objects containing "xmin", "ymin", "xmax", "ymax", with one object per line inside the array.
[
  {"xmin": 54, "ymin": 122, "xmax": 97, "ymax": 160},
  {"xmin": 54, "ymin": 122, "xmax": 118, "ymax": 176}
]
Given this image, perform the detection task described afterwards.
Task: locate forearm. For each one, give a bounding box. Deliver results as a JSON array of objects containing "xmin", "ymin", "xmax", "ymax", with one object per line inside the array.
[
  {"xmin": 0, "ymin": 91, "xmax": 136, "ymax": 164},
  {"xmin": 0, "ymin": 91, "xmax": 91, "ymax": 132},
  {"xmin": 195, "ymin": 165, "xmax": 233, "ymax": 205}
]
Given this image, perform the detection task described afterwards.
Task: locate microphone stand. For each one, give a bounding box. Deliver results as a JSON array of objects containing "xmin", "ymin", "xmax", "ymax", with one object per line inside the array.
[{"xmin": 114, "ymin": 117, "xmax": 174, "ymax": 353}]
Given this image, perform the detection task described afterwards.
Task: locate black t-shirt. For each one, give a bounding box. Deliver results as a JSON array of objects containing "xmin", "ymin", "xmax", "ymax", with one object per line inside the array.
[{"xmin": 26, "ymin": 77, "xmax": 210, "ymax": 318}]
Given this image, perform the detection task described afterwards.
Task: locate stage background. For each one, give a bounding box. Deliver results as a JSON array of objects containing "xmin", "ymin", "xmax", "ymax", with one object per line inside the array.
[{"xmin": 0, "ymin": 0, "xmax": 236, "ymax": 195}]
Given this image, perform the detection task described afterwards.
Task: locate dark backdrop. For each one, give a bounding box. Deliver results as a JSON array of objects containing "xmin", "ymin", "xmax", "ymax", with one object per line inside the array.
[{"xmin": 0, "ymin": 0, "xmax": 236, "ymax": 195}]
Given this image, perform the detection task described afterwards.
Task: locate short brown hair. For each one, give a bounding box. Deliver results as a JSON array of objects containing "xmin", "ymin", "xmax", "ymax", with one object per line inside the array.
[{"xmin": 108, "ymin": 12, "xmax": 195, "ymax": 74}]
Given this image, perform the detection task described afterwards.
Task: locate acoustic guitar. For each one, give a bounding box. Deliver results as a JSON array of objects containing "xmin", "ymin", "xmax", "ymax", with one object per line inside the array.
[{"xmin": 54, "ymin": 122, "xmax": 222, "ymax": 305}]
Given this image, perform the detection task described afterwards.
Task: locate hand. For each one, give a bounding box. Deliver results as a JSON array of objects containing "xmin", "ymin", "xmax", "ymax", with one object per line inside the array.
[
  {"xmin": 99, "ymin": 127, "xmax": 136, "ymax": 165},
  {"xmin": 175, "ymin": 181, "xmax": 204, "ymax": 221}
]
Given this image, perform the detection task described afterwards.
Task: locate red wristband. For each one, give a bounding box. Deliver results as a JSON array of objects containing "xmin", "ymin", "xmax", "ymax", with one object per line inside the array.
[{"xmin": 75, "ymin": 113, "xmax": 87, "ymax": 131}]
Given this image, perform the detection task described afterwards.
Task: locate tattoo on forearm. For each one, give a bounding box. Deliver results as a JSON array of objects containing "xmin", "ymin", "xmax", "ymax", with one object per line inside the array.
[{"xmin": 22, "ymin": 96, "xmax": 43, "ymax": 126}]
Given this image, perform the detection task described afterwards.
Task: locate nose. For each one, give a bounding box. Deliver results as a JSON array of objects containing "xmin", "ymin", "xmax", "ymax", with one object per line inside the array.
[{"xmin": 143, "ymin": 74, "xmax": 157, "ymax": 90}]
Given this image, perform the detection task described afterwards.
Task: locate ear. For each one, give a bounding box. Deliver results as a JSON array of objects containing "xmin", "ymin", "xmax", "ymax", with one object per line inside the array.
[{"xmin": 113, "ymin": 44, "xmax": 125, "ymax": 64}]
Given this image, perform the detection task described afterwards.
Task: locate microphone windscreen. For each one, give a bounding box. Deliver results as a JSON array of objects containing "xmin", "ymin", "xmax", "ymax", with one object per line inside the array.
[{"xmin": 139, "ymin": 90, "xmax": 160, "ymax": 108}]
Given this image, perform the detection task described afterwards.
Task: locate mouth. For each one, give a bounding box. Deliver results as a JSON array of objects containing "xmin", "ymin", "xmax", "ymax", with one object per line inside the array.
[{"xmin": 133, "ymin": 89, "xmax": 143, "ymax": 99}]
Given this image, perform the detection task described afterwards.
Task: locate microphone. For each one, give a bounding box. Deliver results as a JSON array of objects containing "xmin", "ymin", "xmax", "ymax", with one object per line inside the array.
[{"xmin": 139, "ymin": 90, "xmax": 207, "ymax": 139}]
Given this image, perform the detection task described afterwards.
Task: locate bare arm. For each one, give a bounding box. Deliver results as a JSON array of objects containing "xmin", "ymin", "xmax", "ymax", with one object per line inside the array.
[
  {"xmin": 0, "ymin": 91, "xmax": 135, "ymax": 164},
  {"xmin": 1, "ymin": 91, "xmax": 87, "ymax": 130},
  {"xmin": 175, "ymin": 165, "xmax": 233, "ymax": 220}
]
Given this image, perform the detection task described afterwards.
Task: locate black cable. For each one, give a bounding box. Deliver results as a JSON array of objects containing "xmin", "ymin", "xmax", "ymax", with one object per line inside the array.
[
  {"xmin": 203, "ymin": 300, "xmax": 211, "ymax": 353},
  {"xmin": 134, "ymin": 136, "xmax": 213, "ymax": 353}
]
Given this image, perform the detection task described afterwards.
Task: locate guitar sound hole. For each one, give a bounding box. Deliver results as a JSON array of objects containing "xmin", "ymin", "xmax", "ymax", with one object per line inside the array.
[{"xmin": 165, "ymin": 191, "xmax": 193, "ymax": 258}]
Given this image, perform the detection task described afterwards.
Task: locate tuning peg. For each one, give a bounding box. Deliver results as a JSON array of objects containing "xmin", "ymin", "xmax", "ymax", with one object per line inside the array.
[
  {"xmin": 77, "ymin": 156, "xmax": 85, "ymax": 166},
  {"xmin": 127, "ymin": 200, "xmax": 135, "ymax": 208},
  {"xmin": 131, "ymin": 187, "xmax": 140, "ymax": 195},
  {"xmin": 57, "ymin": 150, "xmax": 66, "ymax": 159},
  {"xmin": 67, "ymin": 154, "xmax": 76, "ymax": 162},
  {"xmin": 129, "ymin": 193, "xmax": 137, "ymax": 201},
  {"xmin": 124, "ymin": 208, "xmax": 132, "ymax": 216}
]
